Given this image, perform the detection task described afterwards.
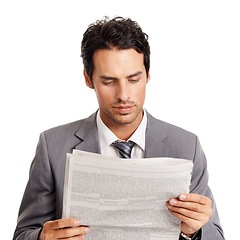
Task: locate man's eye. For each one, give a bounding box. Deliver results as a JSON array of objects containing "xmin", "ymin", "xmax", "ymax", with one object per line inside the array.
[
  {"xmin": 103, "ymin": 81, "xmax": 113, "ymax": 85},
  {"xmin": 129, "ymin": 79, "xmax": 139, "ymax": 83}
]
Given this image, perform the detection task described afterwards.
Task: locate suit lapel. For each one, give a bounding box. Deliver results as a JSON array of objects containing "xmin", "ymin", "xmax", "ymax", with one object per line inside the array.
[
  {"xmin": 144, "ymin": 112, "xmax": 170, "ymax": 158},
  {"xmin": 73, "ymin": 111, "xmax": 169, "ymax": 158},
  {"xmin": 74, "ymin": 112, "xmax": 101, "ymax": 154}
]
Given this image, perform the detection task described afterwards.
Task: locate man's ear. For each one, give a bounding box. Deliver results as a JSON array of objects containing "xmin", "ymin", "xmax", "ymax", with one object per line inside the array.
[
  {"xmin": 147, "ymin": 72, "xmax": 151, "ymax": 83},
  {"xmin": 84, "ymin": 69, "xmax": 94, "ymax": 89}
]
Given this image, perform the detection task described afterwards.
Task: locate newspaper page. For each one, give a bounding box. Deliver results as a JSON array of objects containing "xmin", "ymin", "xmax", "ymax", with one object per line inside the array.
[{"xmin": 62, "ymin": 150, "xmax": 193, "ymax": 240}]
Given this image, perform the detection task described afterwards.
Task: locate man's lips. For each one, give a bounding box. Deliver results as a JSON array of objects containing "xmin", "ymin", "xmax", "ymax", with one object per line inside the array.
[{"xmin": 113, "ymin": 105, "xmax": 134, "ymax": 113}]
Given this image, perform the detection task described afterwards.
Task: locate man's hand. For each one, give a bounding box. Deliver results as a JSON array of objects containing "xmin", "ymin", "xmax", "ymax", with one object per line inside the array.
[
  {"xmin": 38, "ymin": 219, "xmax": 90, "ymax": 240},
  {"xmin": 166, "ymin": 193, "xmax": 213, "ymax": 237}
]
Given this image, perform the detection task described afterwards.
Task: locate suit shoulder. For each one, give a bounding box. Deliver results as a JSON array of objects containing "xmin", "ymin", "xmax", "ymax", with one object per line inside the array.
[
  {"xmin": 148, "ymin": 114, "xmax": 199, "ymax": 159},
  {"xmin": 43, "ymin": 119, "xmax": 84, "ymax": 138},
  {"xmin": 149, "ymin": 114, "xmax": 196, "ymax": 138},
  {"xmin": 38, "ymin": 118, "xmax": 87, "ymax": 157},
  {"xmin": 147, "ymin": 113, "xmax": 198, "ymax": 152},
  {"xmin": 41, "ymin": 112, "xmax": 97, "ymax": 145},
  {"xmin": 159, "ymin": 119, "xmax": 196, "ymax": 139}
]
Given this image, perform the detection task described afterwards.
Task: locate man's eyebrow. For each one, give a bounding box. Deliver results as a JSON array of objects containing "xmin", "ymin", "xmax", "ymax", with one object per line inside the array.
[
  {"xmin": 127, "ymin": 71, "xmax": 143, "ymax": 78},
  {"xmin": 99, "ymin": 75, "xmax": 118, "ymax": 80},
  {"xmin": 99, "ymin": 71, "xmax": 143, "ymax": 80}
]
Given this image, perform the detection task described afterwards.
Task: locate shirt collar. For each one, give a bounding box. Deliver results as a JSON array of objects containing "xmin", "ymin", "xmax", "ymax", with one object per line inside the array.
[{"xmin": 96, "ymin": 109, "xmax": 147, "ymax": 152}]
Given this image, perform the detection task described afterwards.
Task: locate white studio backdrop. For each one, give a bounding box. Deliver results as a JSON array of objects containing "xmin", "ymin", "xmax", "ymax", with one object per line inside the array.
[{"xmin": 1, "ymin": 1, "xmax": 239, "ymax": 239}]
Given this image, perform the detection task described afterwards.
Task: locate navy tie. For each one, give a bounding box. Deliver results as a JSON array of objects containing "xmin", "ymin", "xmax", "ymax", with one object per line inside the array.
[{"xmin": 112, "ymin": 140, "xmax": 135, "ymax": 158}]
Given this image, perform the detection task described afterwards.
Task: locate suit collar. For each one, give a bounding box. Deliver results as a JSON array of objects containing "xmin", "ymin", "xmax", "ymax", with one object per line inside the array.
[
  {"xmin": 144, "ymin": 111, "xmax": 169, "ymax": 158},
  {"xmin": 74, "ymin": 111, "xmax": 101, "ymax": 153},
  {"xmin": 73, "ymin": 110, "xmax": 169, "ymax": 158}
]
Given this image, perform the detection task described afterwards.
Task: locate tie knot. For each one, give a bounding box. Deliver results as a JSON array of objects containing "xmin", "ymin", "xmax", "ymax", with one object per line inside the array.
[{"xmin": 112, "ymin": 140, "xmax": 135, "ymax": 158}]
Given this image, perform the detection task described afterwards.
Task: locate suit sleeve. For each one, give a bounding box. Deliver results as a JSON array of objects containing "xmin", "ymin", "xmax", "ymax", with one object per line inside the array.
[
  {"xmin": 189, "ymin": 136, "xmax": 225, "ymax": 240},
  {"xmin": 13, "ymin": 133, "xmax": 56, "ymax": 240}
]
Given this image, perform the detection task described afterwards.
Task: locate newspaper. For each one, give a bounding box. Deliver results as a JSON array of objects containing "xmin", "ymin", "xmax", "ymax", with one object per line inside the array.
[{"xmin": 62, "ymin": 150, "xmax": 193, "ymax": 240}]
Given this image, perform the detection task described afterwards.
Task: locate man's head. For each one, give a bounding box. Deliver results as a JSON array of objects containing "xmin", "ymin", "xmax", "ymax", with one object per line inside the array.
[
  {"xmin": 81, "ymin": 16, "xmax": 150, "ymax": 82},
  {"xmin": 81, "ymin": 17, "xmax": 151, "ymax": 135}
]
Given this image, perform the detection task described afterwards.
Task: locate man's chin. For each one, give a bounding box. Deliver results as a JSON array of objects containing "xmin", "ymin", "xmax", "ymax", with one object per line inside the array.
[
  {"xmin": 110, "ymin": 115, "xmax": 133, "ymax": 125},
  {"xmin": 113, "ymin": 119, "xmax": 134, "ymax": 125},
  {"xmin": 111, "ymin": 111, "xmax": 143, "ymax": 126}
]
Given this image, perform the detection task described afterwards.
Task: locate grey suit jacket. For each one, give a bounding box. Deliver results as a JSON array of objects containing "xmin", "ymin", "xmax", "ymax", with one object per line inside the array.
[{"xmin": 13, "ymin": 111, "xmax": 224, "ymax": 240}]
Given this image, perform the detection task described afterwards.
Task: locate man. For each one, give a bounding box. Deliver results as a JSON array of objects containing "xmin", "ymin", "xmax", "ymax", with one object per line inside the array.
[{"xmin": 13, "ymin": 17, "xmax": 224, "ymax": 240}]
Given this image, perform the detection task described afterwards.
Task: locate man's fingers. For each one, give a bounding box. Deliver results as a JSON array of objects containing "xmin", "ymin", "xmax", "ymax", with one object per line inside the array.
[
  {"xmin": 41, "ymin": 219, "xmax": 90, "ymax": 240},
  {"xmin": 44, "ymin": 219, "xmax": 81, "ymax": 230},
  {"xmin": 168, "ymin": 199, "xmax": 210, "ymax": 214},
  {"xmin": 167, "ymin": 203, "xmax": 206, "ymax": 221},
  {"xmin": 54, "ymin": 226, "xmax": 90, "ymax": 239},
  {"xmin": 167, "ymin": 193, "xmax": 213, "ymax": 217},
  {"xmin": 178, "ymin": 193, "xmax": 212, "ymax": 205},
  {"xmin": 166, "ymin": 193, "xmax": 213, "ymax": 235}
]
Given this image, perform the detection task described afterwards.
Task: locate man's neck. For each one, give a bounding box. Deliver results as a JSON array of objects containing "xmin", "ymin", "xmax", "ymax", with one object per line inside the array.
[{"xmin": 110, "ymin": 121, "xmax": 141, "ymax": 140}]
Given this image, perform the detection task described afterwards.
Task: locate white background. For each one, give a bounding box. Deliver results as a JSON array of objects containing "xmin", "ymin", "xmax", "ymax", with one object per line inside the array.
[{"xmin": 1, "ymin": 0, "xmax": 239, "ymax": 239}]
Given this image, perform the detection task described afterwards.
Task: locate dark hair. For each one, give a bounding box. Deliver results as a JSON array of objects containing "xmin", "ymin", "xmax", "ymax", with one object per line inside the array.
[{"xmin": 81, "ymin": 16, "xmax": 150, "ymax": 81}]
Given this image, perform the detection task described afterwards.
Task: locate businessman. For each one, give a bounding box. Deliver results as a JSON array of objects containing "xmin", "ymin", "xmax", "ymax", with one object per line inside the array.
[{"xmin": 13, "ymin": 17, "xmax": 224, "ymax": 240}]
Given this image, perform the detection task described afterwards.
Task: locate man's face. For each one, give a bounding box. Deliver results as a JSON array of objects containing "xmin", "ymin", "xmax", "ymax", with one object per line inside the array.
[{"xmin": 85, "ymin": 48, "xmax": 150, "ymax": 129}]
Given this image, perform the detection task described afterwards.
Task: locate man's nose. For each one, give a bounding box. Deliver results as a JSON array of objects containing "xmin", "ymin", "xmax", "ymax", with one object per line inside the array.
[{"xmin": 116, "ymin": 81, "xmax": 129, "ymax": 101}]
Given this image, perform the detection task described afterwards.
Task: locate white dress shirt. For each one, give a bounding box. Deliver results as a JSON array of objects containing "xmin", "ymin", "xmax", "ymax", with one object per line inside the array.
[{"xmin": 96, "ymin": 109, "xmax": 147, "ymax": 158}]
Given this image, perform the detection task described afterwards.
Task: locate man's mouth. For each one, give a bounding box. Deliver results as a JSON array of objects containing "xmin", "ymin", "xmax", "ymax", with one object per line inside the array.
[{"xmin": 113, "ymin": 105, "xmax": 134, "ymax": 113}]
